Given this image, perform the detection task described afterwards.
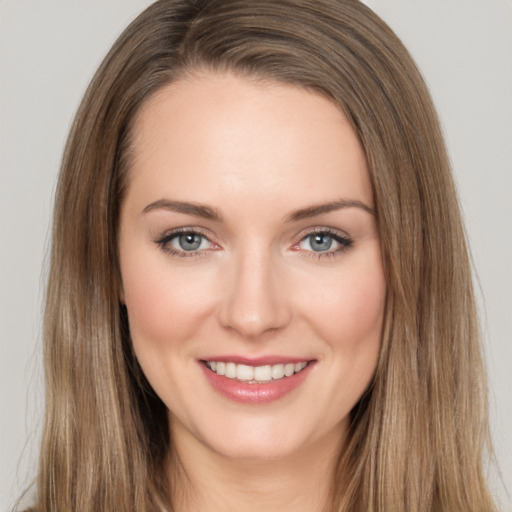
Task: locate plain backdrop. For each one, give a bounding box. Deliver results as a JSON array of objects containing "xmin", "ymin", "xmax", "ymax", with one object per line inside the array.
[{"xmin": 1, "ymin": 1, "xmax": 511, "ymax": 510}]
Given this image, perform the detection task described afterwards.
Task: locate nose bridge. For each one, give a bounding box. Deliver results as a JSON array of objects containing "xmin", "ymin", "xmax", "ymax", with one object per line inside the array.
[{"xmin": 219, "ymin": 242, "xmax": 292, "ymax": 338}]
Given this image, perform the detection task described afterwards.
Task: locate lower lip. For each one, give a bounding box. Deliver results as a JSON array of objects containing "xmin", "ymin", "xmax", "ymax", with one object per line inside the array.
[{"xmin": 199, "ymin": 361, "xmax": 315, "ymax": 404}]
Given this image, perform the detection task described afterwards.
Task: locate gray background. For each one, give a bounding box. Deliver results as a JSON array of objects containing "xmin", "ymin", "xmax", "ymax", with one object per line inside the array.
[{"xmin": 1, "ymin": 0, "xmax": 511, "ymax": 510}]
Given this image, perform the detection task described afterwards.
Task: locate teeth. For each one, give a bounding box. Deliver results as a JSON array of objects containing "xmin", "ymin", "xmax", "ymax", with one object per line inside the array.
[
  {"xmin": 254, "ymin": 365, "xmax": 272, "ymax": 382},
  {"xmin": 225, "ymin": 362, "xmax": 237, "ymax": 379},
  {"xmin": 284, "ymin": 363, "xmax": 295, "ymax": 377},
  {"xmin": 236, "ymin": 364, "xmax": 254, "ymax": 381},
  {"xmin": 271, "ymin": 364, "xmax": 285, "ymax": 379},
  {"xmin": 205, "ymin": 360, "xmax": 309, "ymax": 382}
]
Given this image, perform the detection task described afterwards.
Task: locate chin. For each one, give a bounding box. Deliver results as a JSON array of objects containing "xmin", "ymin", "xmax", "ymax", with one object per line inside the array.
[
  {"xmin": 176, "ymin": 408, "xmax": 343, "ymax": 465},
  {"xmin": 209, "ymin": 433, "xmax": 307, "ymax": 463}
]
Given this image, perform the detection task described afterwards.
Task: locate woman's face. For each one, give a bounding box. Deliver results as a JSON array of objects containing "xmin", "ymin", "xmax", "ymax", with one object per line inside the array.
[{"xmin": 118, "ymin": 73, "xmax": 386, "ymax": 462}]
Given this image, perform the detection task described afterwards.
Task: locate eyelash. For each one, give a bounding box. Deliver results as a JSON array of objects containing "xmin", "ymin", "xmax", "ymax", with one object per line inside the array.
[
  {"xmin": 154, "ymin": 227, "xmax": 353, "ymax": 260},
  {"xmin": 294, "ymin": 228, "xmax": 353, "ymax": 260},
  {"xmin": 154, "ymin": 227, "xmax": 215, "ymax": 259}
]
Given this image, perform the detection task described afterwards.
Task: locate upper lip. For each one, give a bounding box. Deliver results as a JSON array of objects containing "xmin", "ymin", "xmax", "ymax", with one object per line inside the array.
[{"xmin": 199, "ymin": 355, "xmax": 314, "ymax": 366}]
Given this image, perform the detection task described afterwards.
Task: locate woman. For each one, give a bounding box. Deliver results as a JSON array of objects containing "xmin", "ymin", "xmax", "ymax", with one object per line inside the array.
[{"xmin": 22, "ymin": 0, "xmax": 497, "ymax": 510}]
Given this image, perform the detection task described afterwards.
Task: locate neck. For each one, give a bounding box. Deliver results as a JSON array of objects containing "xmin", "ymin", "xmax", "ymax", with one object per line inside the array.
[{"xmin": 168, "ymin": 419, "xmax": 344, "ymax": 512}]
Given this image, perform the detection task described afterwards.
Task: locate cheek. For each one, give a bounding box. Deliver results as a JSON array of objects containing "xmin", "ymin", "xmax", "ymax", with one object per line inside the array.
[
  {"xmin": 300, "ymin": 254, "xmax": 386, "ymax": 358},
  {"xmin": 120, "ymin": 247, "xmax": 215, "ymax": 354},
  {"xmin": 304, "ymin": 261, "xmax": 385, "ymax": 412},
  {"xmin": 339, "ymin": 269, "xmax": 385, "ymax": 336},
  {"xmin": 120, "ymin": 249, "xmax": 221, "ymax": 407}
]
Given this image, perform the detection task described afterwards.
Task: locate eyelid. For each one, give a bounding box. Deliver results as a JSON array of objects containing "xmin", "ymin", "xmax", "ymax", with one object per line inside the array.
[
  {"xmin": 155, "ymin": 226, "xmax": 212, "ymax": 243},
  {"xmin": 291, "ymin": 226, "xmax": 353, "ymax": 257},
  {"xmin": 154, "ymin": 227, "xmax": 220, "ymax": 257},
  {"xmin": 293, "ymin": 226, "xmax": 351, "ymax": 244}
]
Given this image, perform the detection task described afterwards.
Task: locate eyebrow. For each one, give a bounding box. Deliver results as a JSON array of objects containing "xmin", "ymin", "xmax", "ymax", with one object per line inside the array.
[
  {"xmin": 285, "ymin": 199, "xmax": 376, "ymax": 222},
  {"xmin": 142, "ymin": 199, "xmax": 223, "ymax": 221},
  {"xmin": 142, "ymin": 198, "xmax": 375, "ymax": 222}
]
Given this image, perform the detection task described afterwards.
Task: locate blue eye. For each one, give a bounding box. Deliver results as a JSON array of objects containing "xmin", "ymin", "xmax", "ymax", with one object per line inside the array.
[
  {"xmin": 307, "ymin": 233, "xmax": 334, "ymax": 252},
  {"xmin": 155, "ymin": 230, "xmax": 214, "ymax": 256},
  {"xmin": 298, "ymin": 230, "xmax": 352, "ymax": 255},
  {"xmin": 176, "ymin": 233, "xmax": 204, "ymax": 251}
]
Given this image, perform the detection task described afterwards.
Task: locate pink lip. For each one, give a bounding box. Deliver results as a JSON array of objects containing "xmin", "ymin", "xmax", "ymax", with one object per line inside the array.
[{"xmin": 199, "ymin": 358, "xmax": 316, "ymax": 404}]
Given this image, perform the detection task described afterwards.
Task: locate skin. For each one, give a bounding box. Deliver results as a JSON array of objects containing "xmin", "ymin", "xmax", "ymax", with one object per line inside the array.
[{"xmin": 118, "ymin": 72, "xmax": 386, "ymax": 512}]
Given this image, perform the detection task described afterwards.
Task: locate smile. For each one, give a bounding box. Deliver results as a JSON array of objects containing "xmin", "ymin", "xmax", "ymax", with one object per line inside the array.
[
  {"xmin": 200, "ymin": 358, "xmax": 315, "ymax": 404},
  {"xmin": 205, "ymin": 361, "xmax": 309, "ymax": 383}
]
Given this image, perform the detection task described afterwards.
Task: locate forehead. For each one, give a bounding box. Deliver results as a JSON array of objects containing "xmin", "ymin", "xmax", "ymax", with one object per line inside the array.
[{"xmin": 126, "ymin": 72, "xmax": 372, "ymax": 216}]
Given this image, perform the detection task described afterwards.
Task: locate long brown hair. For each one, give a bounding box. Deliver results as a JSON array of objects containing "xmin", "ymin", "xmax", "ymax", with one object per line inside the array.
[{"xmin": 25, "ymin": 1, "xmax": 496, "ymax": 510}]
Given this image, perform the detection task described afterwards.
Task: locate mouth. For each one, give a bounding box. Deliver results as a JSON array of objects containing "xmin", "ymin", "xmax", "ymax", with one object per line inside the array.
[
  {"xmin": 203, "ymin": 360, "xmax": 309, "ymax": 383},
  {"xmin": 199, "ymin": 357, "xmax": 316, "ymax": 404}
]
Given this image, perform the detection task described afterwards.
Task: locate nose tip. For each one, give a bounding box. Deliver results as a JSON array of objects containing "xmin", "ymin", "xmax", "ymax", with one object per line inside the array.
[
  {"xmin": 225, "ymin": 311, "xmax": 279, "ymax": 339},
  {"xmin": 218, "ymin": 254, "xmax": 292, "ymax": 339}
]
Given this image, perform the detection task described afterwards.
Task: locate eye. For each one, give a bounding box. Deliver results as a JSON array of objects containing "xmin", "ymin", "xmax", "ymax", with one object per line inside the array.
[
  {"xmin": 174, "ymin": 232, "xmax": 208, "ymax": 251},
  {"xmin": 295, "ymin": 229, "xmax": 352, "ymax": 257},
  {"xmin": 302, "ymin": 233, "xmax": 335, "ymax": 252},
  {"xmin": 155, "ymin": 229, "xmax": 217, "ymax": 257}
]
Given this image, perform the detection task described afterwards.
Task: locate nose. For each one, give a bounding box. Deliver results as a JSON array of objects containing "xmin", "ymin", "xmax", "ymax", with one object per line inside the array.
[{"xmin": 218, "ymin": 248, "xmax": 293, "ymax": 339}]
